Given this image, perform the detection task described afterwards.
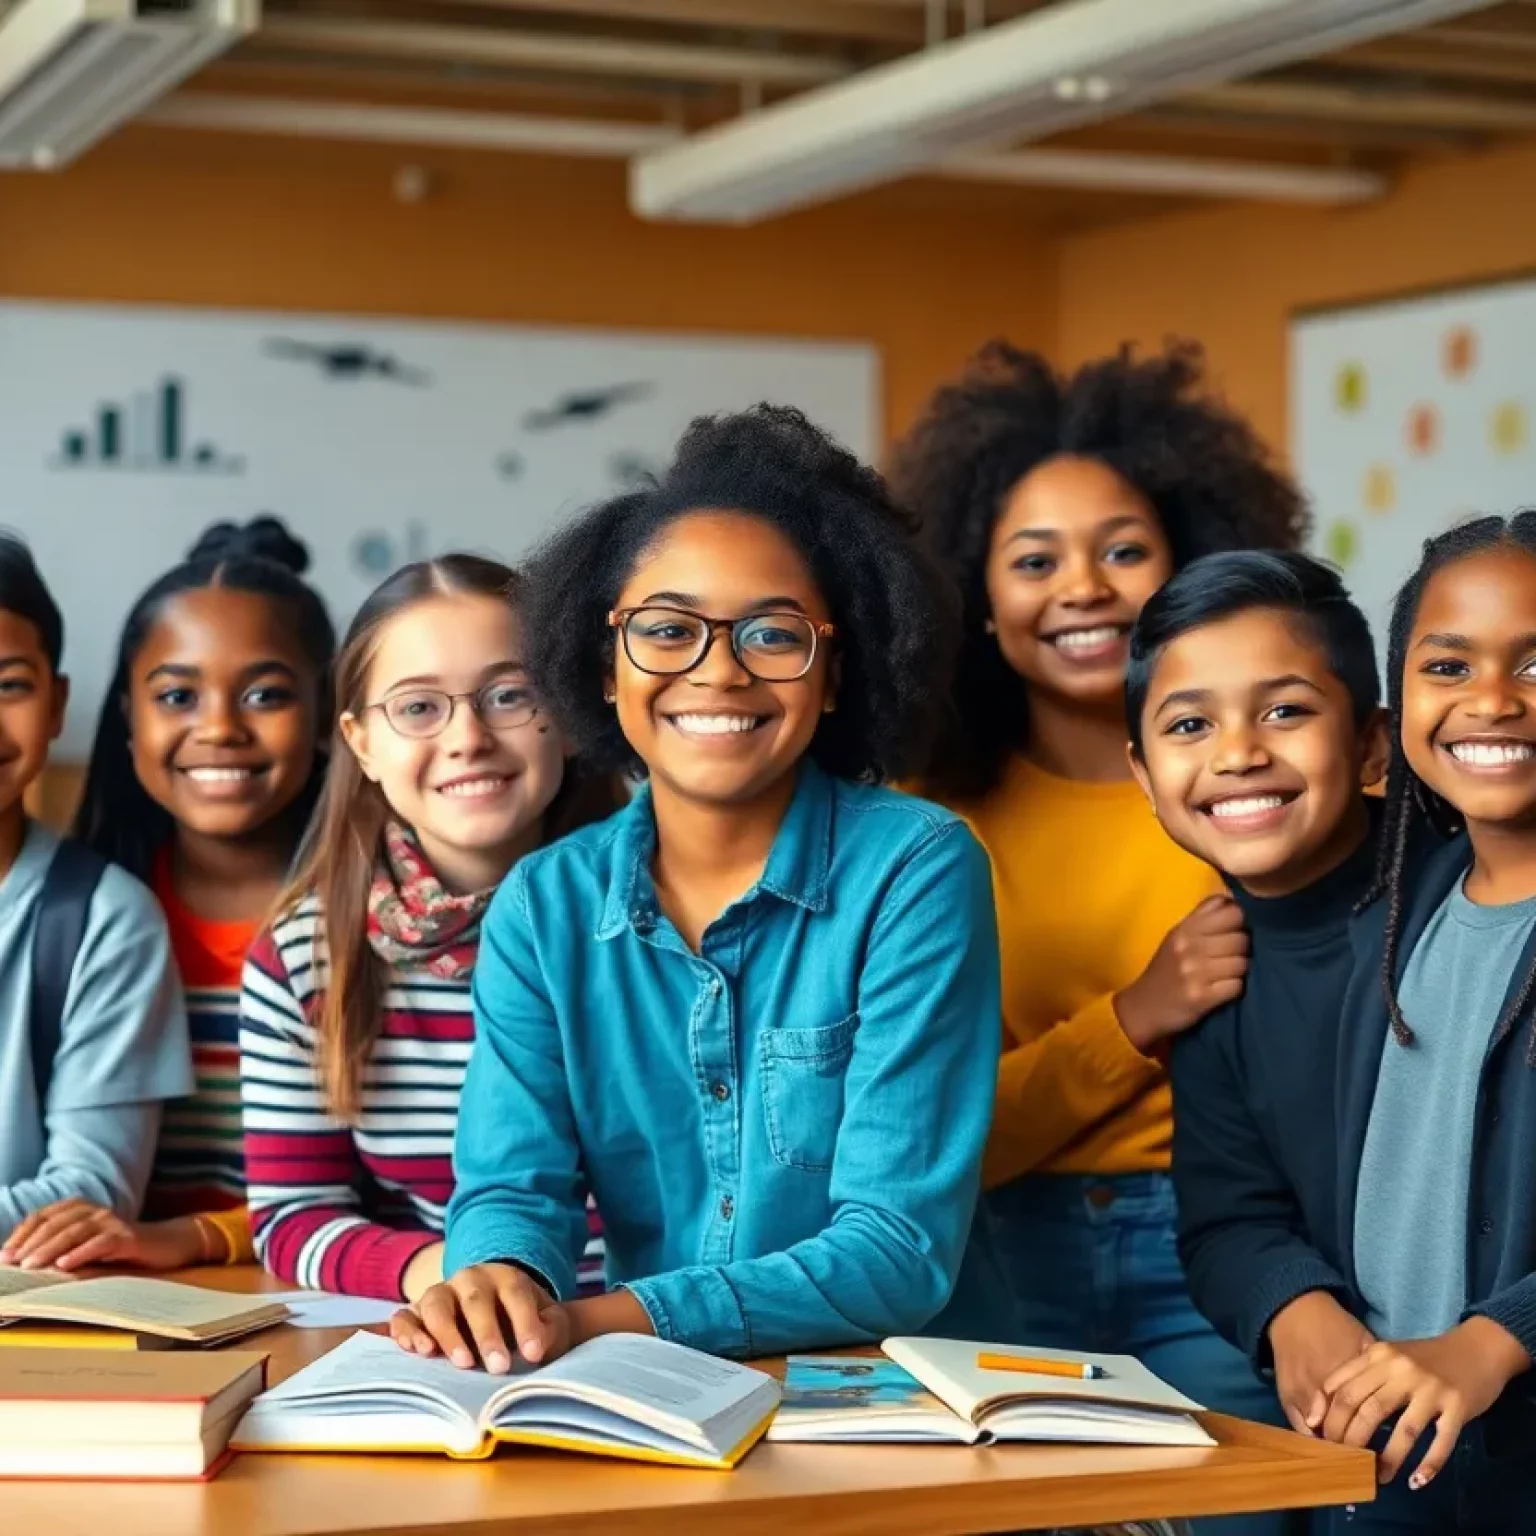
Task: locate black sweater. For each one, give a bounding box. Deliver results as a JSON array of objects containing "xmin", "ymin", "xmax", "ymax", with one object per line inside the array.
[
  {"xmin": 1170, "ymin": 817, "xmax": 1376, "ymax": 1371},
  {"xmin": 1172, "ymin": 817, "xmax": 1536, "ymax": 1455}
]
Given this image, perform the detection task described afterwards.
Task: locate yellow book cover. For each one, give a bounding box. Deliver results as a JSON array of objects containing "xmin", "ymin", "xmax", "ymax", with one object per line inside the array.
[{"xmin": 0, "ymin": 1325, "xmax": 174, "ymax": 1351}]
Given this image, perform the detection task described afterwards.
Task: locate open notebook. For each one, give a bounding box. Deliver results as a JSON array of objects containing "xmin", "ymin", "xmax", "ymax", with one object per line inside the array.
[
  {"xmin": 770, "ymin": 1340, "xmax": 1214, "ymax": 1447},
  {"xmin": 0, "ymin": 1270, "xmax": 288, "ymax": 1345},
  {"xmin": 233, "ymin": 1330, "xmax": 782, "ymax": 1468}
]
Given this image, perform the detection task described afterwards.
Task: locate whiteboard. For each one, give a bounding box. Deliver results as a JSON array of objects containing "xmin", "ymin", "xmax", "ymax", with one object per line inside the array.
[
  {"xmin": 1291, "ymin": 274, "xmax": 1536, "ymax": 663},
  {"xmin": 0, "ymin": 299, "xmax": 880, "ymax": 756}
]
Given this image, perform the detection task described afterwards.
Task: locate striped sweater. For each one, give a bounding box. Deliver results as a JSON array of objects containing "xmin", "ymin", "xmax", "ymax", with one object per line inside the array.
[
  {"xmin": 143, "ymin": 859, "xmax": 253, "ymax": 1242},
  {"xmin": 239, "ymin": 895, "xmax": 606, "ymax": 1301}
]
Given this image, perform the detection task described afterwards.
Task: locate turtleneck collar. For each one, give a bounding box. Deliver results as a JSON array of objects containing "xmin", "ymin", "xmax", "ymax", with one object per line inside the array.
[{"xmin": 1226, "ymin": 797, "xmax": 1383, "ymax": 942}]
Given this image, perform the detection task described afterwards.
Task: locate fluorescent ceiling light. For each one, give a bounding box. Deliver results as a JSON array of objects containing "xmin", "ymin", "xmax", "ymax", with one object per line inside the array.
[
  {"xmin": 0, "ymin": 0, "xmax": 257, "ymax": 169},
  {"xmin": 629, "ymin": 0, "xmax": 1489, "ymax": 223}
]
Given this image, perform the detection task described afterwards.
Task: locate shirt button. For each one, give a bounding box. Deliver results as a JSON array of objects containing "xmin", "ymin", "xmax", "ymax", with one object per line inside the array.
[
  {"xmin": 707, "ymin": 977, "xmax": 722, "ymax": 997},
  {"xmin": 1480, "ymin": 1216, "xmax": 1495, "ymax": 1235},
  {"xmin": 710, "ymin": 1081, "xmax": 730, "ymax": 1103},
  {"xmin": 719, "ymin": 1195, "xmax": 735, "ymax": 1221}
]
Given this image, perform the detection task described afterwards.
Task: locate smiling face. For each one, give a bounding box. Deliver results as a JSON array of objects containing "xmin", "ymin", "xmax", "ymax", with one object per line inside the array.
[
  {"xmin": 1133, "ymin": 608, "xmax": 1386, "ymax": 897},
  {"xmin": 609, "ymin": 510, "xmax": 834, "ymax": 810},
  {"xmin": 128, "ymin": 587, "xmax": 321, "ymax": 845},
  {"xmin": 340, "ymin": 593, "xmax": 568, "ymax": 892},
  {"xmin": 1402, "ymin": 546, "xmax": 1536, "ymax": 835},
  {"xmin": 0, "ymin": 609, "xmax": 66, "ymax": 828},
  {"xmin": 985, "ymin": 455, "xmax": 1174, "ymax": 708}
]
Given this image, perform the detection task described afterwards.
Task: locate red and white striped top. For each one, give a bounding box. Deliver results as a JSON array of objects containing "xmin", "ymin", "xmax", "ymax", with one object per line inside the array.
[{"xmin": 238, "ymin": 895, "xmax": 606, "ymax": 1301}]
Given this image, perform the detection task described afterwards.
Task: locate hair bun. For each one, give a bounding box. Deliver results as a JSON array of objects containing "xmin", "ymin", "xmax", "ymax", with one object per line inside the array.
[{"xmin": 187, "ymin": 515, "xmax": 311, "ymax": 576}]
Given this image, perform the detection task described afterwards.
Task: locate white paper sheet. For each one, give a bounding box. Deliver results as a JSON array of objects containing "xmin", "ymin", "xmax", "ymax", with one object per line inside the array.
[{"xmin": 258, "ymin": 1291, "xmax": 402, "ymax": 1330}]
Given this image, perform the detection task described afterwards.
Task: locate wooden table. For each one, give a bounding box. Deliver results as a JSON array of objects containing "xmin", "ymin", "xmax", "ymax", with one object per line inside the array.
[{"xmin": 8, "ymin": 1267, "xmax": 1374, "ymax": 1536}]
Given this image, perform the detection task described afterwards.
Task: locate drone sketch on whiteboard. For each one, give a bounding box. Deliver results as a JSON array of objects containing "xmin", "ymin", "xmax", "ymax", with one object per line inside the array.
[{"xmin": 263, "ymin": 338, "xmax": 432, "ymax": 386}]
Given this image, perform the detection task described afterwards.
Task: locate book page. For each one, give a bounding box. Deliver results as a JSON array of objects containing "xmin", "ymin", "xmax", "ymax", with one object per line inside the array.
[
  {"xmin": 0, "ymin": 1270, "xmax": 71, "ymax": 1299},
  {"xmin": 256, "ymin": 1330, "xmax": 500, "ymax": 1424},
  {"xmin": 492, "ymin": 1333, "xmax": 775, "ymax": 1436},
  {"xmin": 883, "ymin": 1338, "xmax": 1205, "ymax": 1424},
  {"xmin": 2, "ymin": 1276, "xmax": 284, "ymax": 1331}
]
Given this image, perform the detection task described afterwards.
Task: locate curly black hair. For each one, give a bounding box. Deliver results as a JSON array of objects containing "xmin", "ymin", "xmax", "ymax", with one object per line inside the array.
[
  {"xmin": 520, "ymin": 404, "xmax": 959, "ymax": 784},
  {"xmin": 892, "ymin": 339, "xmax": 1311, "ymax": 798}
]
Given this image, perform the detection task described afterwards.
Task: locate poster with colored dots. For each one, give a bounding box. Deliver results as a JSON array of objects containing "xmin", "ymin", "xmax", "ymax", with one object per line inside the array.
[
  {"xmin": 1291, "ymin": 275, "xmax": 1535, "ymax": 660},
  {"xmin": 0, "ymin": 299, "xmax": 878, "ymax": 757}
]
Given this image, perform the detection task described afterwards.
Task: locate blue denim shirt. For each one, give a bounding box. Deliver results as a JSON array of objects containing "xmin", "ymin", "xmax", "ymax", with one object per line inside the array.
[{"xmin": 446, "ymin": 762, "xmax": 1002, "ymax": 1358}]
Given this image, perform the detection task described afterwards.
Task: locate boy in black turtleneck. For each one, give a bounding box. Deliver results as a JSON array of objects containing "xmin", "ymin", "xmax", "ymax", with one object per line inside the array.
[{"xmin": 1125, "ymin": 551, "xmax": 1389, "ymax": 1441}]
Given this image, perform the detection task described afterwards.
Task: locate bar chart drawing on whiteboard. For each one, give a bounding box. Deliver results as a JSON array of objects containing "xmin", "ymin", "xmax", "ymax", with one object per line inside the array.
[{"xmin": 49, "ymin": 376, "xmax": 246, "ymax": 474}]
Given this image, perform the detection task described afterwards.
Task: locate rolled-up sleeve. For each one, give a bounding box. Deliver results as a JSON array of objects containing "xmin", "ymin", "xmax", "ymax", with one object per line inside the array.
[{"xmin": 626, "ymin": 826, "xmax": 1002, "ymax": 1357}]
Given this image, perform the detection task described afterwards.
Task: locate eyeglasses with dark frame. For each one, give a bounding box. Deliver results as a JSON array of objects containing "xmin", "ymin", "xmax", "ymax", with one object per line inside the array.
[
  {"xmin": 362, "ymin": 681, "xmax": 541, "ymax": 740},
  {"xmin": 607, "ymin": 605, "xmax": 835, "ymax": 683}
]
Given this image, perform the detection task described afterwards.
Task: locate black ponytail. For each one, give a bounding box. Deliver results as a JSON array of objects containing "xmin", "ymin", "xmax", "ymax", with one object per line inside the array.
[
  {"xmin": 1361, "ymin": 508, "xmax": 1536, "ymax": 1064},
  {"xmin": 72, "ymin": 516, "xmax": 336, "ymax": 881}
]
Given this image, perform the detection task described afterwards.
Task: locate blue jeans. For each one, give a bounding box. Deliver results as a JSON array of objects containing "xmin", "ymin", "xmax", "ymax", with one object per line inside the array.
[
  {"xmin": 1316, "ymin": 1420, "xmax": 1536, "ymax": 1534},
  {"xmin": 985, "ymin": 1172, "xmax": 1304, "ymax": 1536}
]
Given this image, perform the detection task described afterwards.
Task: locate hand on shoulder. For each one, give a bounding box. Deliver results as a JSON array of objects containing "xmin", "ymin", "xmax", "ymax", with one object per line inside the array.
[{"xmin": 1114, "ymin": 895, "xmax": 1249, "ymax": 1053}]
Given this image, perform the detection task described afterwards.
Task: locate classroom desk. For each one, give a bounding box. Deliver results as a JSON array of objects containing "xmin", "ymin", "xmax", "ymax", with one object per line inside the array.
[{"xmin": 8, "ymin": 1266, "xmax": 1374, "ymax": 1536}]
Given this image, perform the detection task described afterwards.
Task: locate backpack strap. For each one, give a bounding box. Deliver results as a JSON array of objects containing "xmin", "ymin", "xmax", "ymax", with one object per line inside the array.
[{"xmin": 29, "ymin": 840, "xmax": 108, "ymax": 1112}]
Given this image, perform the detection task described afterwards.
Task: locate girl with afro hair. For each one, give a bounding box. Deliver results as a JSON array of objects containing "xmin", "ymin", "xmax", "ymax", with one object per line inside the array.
[
  {"xmin": 894, "ymin": 340, "xmax": 1308, "ymax": 1536},
  {"xmin": 391, "ymin": 405, "xmax": 1011, "ymax": 1370}
]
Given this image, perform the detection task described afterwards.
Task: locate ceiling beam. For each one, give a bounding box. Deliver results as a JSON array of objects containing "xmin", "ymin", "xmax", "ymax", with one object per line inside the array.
[
  {"xmin": 944, "ymin": 146, "xmax": 1385, "ymax": 202},
  {"xmin": 142, "ymin": 90, "xmax": 1388, "ymax": 206},
  {"xmin": 1129, "ymin": 103, "xmax": 1477, "ymax": 147},
  {"xmin": 1334, "ymin": 38, "xmax": 1536, "ymax": 83},
  {"xmin": 1424, "ymin": 23, "xmax": 1536, "ymax": 52},
  {"xmin": 254, "ymin": 15, "xmax": 852, "ymax": 86},
  {"xmin": 1185, "ymin": 78, "xmax": 1536, "ymax": 131},
  {"xmin": 142, "ymin": 92, "xmax": 683, "ymax": 152},
  {"xmin": 412, "ymin": 0, "xmax": 925, "ymax": 45}
]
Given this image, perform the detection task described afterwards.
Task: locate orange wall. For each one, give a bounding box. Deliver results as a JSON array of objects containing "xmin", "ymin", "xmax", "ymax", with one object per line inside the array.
[
  {"xmin": 2, "ymin": 126, "xmax": 1055, "ymax": 815},
  {"xmin": 0, "ymin": 126, "xmax": 1055, "ymax": 448},
  {"xmin": 1053, "ymin": 137, "xmax": 1536, "ymax": 459}
]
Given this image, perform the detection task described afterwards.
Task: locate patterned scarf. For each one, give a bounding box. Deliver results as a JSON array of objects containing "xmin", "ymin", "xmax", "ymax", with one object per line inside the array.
[{"xmin": 365, "ymin": 821, "xmax": 493, "ymax": 979}]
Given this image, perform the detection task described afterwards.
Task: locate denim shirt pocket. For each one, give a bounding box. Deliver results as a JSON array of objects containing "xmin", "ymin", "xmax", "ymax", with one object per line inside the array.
[{"xmin": 759, "ymin": 1013, "xmax": 859, "ymax": 1173}]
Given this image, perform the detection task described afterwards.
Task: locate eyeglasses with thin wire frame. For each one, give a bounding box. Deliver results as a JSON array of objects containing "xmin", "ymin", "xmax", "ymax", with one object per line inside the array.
[
  {"xmin": 361, "ymin": 681, "xmax": 540, "ymax": 740},
  {"xmin": 608, "ymin": 606, "xmax": 835, "ymax": 683}
]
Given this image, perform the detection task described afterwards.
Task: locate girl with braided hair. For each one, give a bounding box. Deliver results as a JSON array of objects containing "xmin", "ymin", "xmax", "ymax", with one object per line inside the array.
[{"xmin": 1313, "ymin": 513, "xmax": 1536, "ymax": 1532}]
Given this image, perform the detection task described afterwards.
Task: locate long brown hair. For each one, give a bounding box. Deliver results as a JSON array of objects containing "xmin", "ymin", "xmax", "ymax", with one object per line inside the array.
[{"xmin": 277, "ymin": 555, "xmax": 616, "ymax": 1121}]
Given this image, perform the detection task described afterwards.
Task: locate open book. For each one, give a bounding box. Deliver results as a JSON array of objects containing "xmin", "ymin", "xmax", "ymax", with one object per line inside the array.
[
  {"xmin": 233, "ymin": 1329, "xmax": 781, "ymax": 1469},
  {"xmin": 0, "ymin": 1347, "xmax": 267, "ymax": 1480},
  {"xmin": 0, "ymin": 1270, "xmax": 289, "ymax": 1345},
  {"xmin": 770, "ymin": 1340, "xmax": 1214, "ymax": 1448}
]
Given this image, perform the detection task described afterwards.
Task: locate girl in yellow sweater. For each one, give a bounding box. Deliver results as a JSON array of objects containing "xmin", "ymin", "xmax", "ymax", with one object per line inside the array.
[{"xmin": 895, "ymin": 342, "xmax": 1307, "ymax": 1536}]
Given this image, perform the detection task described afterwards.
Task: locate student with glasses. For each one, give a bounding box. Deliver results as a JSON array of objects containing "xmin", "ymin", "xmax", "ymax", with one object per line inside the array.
[
  {"xmin": 238, "ymin": 556, "xmax": 616, "ymax": 1301},
  {"xmin": 389, "ymin": 406, "xmax": 1008, "ymax": 1370}
]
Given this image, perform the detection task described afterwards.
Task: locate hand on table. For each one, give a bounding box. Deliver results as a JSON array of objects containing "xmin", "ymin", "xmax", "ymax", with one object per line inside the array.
[
  {"xmin": 0, "ymin": 1201, "xmax": 205, "ymax": 1271},
  {"xmin": 1319, "ymin": 1318, "xmax": 1531, "ymax": 1488},
  {"xmin": 1266, "ymin": 1290, "xmax": 1373, "ymax": 1435},
  {"xmin": 1114, "ymin": 896, "xmax": 1249, "ymax": 1053},
  {"xmin": 391, "ymin": 1263, "xmax": 572, "ymax": 1373}
]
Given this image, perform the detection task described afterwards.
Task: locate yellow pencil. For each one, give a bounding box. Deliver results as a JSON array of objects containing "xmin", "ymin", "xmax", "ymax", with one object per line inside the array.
[{"xmin": 976, "ymin": 1352, "xmax": 1105, "ymax": 1381}]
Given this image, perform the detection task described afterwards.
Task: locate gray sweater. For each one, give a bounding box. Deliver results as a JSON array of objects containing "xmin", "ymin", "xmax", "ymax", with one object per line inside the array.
[
  {"xmin": 1355, "ymin": 877, "xmax": 1536, "ymax": 1340},
  {"xmin": 0, "ymin": 823, "xmax": 191, "ymax": 1237}
]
